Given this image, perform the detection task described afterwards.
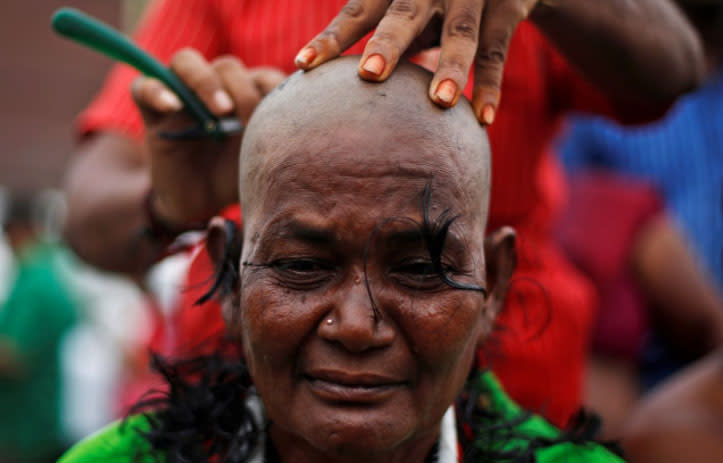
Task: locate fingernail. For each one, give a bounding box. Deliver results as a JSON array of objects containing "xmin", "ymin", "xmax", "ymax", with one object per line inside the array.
[
  {"xmin": 159, "ymin": 90, "xmax": 182, "ymax": 111},
  {"xmin": 435, "ymin": 80, "xmax": 457, "ymax": 105},
  {"xmin": 362, "ymin": 54, "xmax": 385, "ymax": 77},
  {"xmin": 482, "ymin": 105, "xmax": 496, "ymax": 125},
  {"xmin": 214, "ymin": 90, "xmax": 233, "ymax": 113},
  {"xmin": 295, "ymin": 47, "xmax": 317, "ymax": 67}
]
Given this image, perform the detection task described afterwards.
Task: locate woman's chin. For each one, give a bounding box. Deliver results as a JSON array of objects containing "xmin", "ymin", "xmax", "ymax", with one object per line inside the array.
[
  {"xmin": 313, "ymin": 408, "xmax": 412, "ymax": 453},
  {"xmin": 271, "ymin": 404, "xmax": 418, "ymax": 460}
]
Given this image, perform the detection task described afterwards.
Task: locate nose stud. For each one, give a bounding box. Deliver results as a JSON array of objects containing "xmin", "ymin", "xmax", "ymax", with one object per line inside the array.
[{"xmin": 326, "ymin": 318, "xmax": 334, "ymax": 325}]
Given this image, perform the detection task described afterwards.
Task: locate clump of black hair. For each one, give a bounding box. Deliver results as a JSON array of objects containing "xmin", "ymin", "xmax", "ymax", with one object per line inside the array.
[
  {"xmin": 419, "ymin": 183, "xmax": 488, "ymax": 295},
  {"xmin": 359, "ymin": 182, "xmax": 488, "ymax": 320},
  {"xmin": 129, "ymin": 340, "xmax": 258, "ymax": 463}
]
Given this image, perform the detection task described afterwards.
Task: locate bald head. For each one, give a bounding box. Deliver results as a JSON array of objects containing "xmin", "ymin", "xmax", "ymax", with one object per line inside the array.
[{"xmin": 239, "ymin": 56, "xmax": 491, "ymax": 231}]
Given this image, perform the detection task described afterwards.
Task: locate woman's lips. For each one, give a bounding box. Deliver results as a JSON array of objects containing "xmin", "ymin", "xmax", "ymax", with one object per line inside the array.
[{"xmin": 304, "ymin": 369, "xmax": 407, "ymax": 403}]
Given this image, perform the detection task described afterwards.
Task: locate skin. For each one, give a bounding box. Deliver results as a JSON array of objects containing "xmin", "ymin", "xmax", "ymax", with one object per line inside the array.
[
  {"xmin": 205, "ymin": 57, "xmax": 515, "ymax": 463},
  {"xmin": 622, "ymin": 348, "xmax": 723, "ymax": 463},
  {"xmin": 632, "ymin": 215, "xmax": 723, "ymax": 359},
  {"xmin": 296, "ymin": 0, "xmax": 704, "ymax": 123}
]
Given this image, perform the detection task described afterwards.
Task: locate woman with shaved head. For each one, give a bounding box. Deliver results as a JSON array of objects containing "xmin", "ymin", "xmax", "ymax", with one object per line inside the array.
[{"xmin": 60, "ymin": 58, "xmax": 623, "ymax": 463}]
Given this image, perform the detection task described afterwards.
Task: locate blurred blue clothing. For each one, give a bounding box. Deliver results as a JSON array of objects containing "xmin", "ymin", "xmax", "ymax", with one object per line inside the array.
[{"xmin": 560, "ymin": 71, "xmax": 723, "ymax": 288}]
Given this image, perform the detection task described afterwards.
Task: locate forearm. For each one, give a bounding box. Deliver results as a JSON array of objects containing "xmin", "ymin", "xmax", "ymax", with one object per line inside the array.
[
  {"xmin": 632, "ymin": 215, "xmax": 723, "ymax": 358},
  {"xmin": 531, "ymin": 0, "xmax": 704, "ymax": 109},
  {"xmin": 64, "ymin": 133, "xmax": 159, "ymax": 277}
]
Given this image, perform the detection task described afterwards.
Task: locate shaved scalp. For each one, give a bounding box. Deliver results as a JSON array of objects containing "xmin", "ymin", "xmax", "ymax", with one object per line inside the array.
[{"xmin": 239, "ymin": 56, "xmax": 491, "ymax": 227}]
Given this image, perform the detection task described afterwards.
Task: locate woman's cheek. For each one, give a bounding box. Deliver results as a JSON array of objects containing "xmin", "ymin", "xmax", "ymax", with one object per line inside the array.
[
  {"xmin": 241, "ymin": 280, "xmax": 315, "ymax": 361},
  {"xmin": 404, "ymin": 293, "xmax": 482, "ymax": 365}
]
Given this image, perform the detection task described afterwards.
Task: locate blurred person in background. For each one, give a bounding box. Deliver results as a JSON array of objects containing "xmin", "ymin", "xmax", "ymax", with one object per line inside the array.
[
  {"xmin": 0, "ymin": 193, "xmax": 79, "ymax": 462},
  {"xmin": 557, "ymin": 0, "xmax": 723, "ymax": 437},
  {"xmin": 63, "ymin": 0, "xmax": 704, "ymax": 430}
]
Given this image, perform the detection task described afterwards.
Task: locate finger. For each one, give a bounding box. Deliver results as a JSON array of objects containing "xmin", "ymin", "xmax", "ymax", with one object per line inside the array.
[
  {"xmin": 359, "ymin": 0, "xmax": 437, "ymax": 81},
  {"xmin": 403, "ymin": 13, "xmax": 444, "ymax": 58},
  {"xmin": 249, "ymin": 67, "xmax": 287, "ymax": 95},
  {"xmin": 428, "ymin": 0, "xmax": 483, "ymax": 108},
  {"xmin": 472, "ymin": 1, "xmax": 527, "ymax": 125},
  {"xmin": 171, "ymin": 48, "xmax": 234, "ymax": 116},
  {"xmin": 212, "ymin": 56, "xmax": 261, "ymax": 124},
  {"xmin": 295, "ymin": 0, "xmax": 388, "ymax": 70},
  {"xmin": 131, "ymin": 76, "xmax": 183, "ymax": 120}
]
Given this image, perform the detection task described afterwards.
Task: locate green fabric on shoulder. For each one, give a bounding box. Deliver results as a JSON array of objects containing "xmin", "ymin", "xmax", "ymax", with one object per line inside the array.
[
  {"xmin": 58, "ymin": 414, "xmax": 160, "ymax": 463},
  {"xmin": 476, "ymin": 371, "xmax": 625, "ymax": 463},
  {"xmin": 59, "ymin": 372, "xmax": 625, "ymax": 462}
]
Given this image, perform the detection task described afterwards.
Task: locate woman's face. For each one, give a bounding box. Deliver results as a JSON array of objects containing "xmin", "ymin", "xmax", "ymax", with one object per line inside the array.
[{"xmin": 236, "ymin": 129, "xmax": 491, "ymax": 461}]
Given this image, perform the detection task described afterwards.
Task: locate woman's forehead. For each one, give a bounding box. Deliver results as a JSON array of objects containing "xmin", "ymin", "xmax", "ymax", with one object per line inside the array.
[
  {"xmin": 246, "ymin": 127, "xmax": 481, "ymax": 202},
  {"xmin": 253, "ymin": 156, "xmax": 471, "ymax": 220}
]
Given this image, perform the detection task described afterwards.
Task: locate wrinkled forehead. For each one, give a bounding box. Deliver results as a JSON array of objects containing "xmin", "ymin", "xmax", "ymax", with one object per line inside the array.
[{"xmin": 241, "ymin": 123, "xmax": 484, "ymax": 229}]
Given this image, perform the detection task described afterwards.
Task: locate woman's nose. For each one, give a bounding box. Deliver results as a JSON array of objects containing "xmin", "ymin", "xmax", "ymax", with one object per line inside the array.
[{"xmin": 317, "ymin": 276, "xmax": 396, "ymax": 353}]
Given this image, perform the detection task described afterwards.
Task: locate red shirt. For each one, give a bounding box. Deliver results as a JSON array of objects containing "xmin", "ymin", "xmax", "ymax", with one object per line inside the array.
[{"xmin": 79, "ymin": 0, "xmax": 626, "ymax": 426}]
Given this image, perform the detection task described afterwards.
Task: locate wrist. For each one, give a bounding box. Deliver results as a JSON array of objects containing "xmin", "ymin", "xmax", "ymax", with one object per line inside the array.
[{"xmin": 144, "ymin": 189, "xmax": 207, "ymax": 240}]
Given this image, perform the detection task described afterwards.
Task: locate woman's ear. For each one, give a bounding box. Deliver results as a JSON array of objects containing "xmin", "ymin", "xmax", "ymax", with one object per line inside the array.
[
  {"xmin": 206, "ymin": 216, "xmax": 231, "ymax": 269},
  {"xmin": 481, "ymin": 226, "xmax": 517, "ymax": 329},
  {"xmin": 205, "ymin": 216, "xmax": 243, "ymax": 331}
]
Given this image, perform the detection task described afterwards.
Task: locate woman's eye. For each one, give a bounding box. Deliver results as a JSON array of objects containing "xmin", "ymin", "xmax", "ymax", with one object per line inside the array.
[
  {"xmin": 269, "ymin": 258, "xmax": 334, "ymax": 288},
  {"xmin": 396, "ymin": 260, "xmax": 437, "ymax": 276},
  {"xmin": 274, "ymin": 259, "xmax": 323, "ymax": 272},
  {"xmin": 390, "ymin": 258, "xmax": 446, "ymax": 289}
]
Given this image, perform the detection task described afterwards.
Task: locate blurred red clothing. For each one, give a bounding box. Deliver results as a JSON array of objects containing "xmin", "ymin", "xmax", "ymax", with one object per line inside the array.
[
  {"xmin": 78, "ymin": 0, "xmax": 650, "ymax": 426},
  {"xmin": 557, "ymin": 172, "xmax": 664, "ymax": 361}
]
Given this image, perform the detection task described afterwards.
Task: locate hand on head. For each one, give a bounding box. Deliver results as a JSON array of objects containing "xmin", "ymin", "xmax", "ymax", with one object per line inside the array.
[{"xmin": 294, "ymin": 0, "xmax": 540, "ymax": 125}]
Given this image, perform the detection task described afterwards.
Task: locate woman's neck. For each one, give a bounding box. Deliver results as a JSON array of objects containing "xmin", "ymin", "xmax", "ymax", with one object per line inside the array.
[{"xmin": 268, "ymin": 423, "xmax": 440, "ymax": 463}]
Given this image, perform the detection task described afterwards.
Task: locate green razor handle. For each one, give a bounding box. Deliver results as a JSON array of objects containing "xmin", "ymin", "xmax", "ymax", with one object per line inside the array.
[{"xmin": 52, "ymin": 7, "xmax": 241, "ymax": 137}]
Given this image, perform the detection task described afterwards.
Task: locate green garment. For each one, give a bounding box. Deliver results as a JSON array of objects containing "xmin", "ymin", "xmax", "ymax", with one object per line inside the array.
[
  {"xmin": 59, "ymin": 372, "xmax": 624, "ymax": 463},
  {"xmin": 0, "ymin": 243, "xmax": 79, "ymax": 459},
  {"xmin": 470, "ymin": 372, "xmax": 624, "ymax": 462}
]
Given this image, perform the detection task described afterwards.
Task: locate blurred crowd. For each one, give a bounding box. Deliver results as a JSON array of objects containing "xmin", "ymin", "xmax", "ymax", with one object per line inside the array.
[
  {"xmin": 0, "ymin": 189, "xmax": 190, "ymax": 461},
  {"xmin": 0, "ymin": 0, "xmax": 721, "ymax": 462}
]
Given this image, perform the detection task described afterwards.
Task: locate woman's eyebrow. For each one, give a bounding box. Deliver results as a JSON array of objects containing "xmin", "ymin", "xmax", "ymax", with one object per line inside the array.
[
  {"xmin": 385, "ymin": 227, "xmax": 465, "ymax": 253},
  {"xmin": 267, "ymin": 219, "xmax": 335, "ymax": 244}
]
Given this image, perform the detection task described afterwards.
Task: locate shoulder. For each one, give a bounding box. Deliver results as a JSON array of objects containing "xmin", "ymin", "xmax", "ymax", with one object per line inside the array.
[
  {"xmin": 509, "ymin": 412, "xmax": 625, "ymax": 462},
  {"xmin": 58, "ymin": 414, "xmax": 161, "ymax": 463}
]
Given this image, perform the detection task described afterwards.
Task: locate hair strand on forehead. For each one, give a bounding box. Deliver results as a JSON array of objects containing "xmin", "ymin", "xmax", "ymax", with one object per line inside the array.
[
  {"xmin": 420, "ymin": 183, "xmax": 488, "ymax": 296},
  {"xmin": 360, "ymin": 182, "xmax": 488, "ymax": 322}
]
